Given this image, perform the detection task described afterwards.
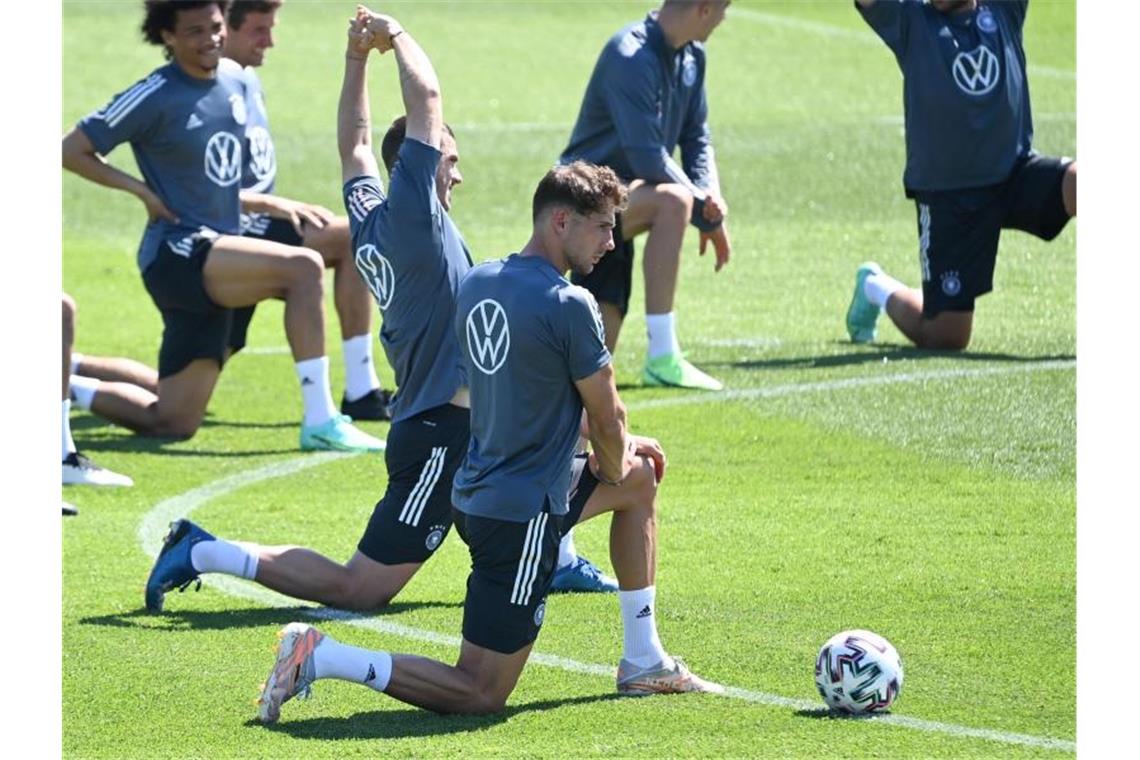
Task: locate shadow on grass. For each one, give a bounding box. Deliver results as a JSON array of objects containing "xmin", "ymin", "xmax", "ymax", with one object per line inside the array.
[
  {"xmin": 714, "ymin": 345, "xmax": 1076, "ymax": 372},
  {"xmin": 80, "ymin": 600, "xmax": 463, "ymax": 632},
  {"xmin": 794, "ymin": 707, "xmax": 886, "ymax": 721},
  {"xmin": 249, "ymin": 693, "xmax": 625, "ymax": 739}
]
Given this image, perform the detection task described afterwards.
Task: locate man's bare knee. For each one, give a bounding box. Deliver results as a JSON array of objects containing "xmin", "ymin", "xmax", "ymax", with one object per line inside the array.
[
  {"xmin": 286, "ymin": 248, "xmax": 326, "ymax": 288},
  {"xmin": 149, "ymin": 410, "xmax": 203, "ymax": 440},
  {"xmin": 654, "ymin": 184, "xmax": 694, "ymax": 222}
]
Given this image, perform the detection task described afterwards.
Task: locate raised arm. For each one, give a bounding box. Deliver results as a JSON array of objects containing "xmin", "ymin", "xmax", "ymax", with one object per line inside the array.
[
  {"xmin": 61, "ymin": 127, "xmax": 177, "ymax": 224},
  {"xmin": 338, "ymin": 11, "xmax": 382, "ymax": 184},
  {"xmin": 358, "ymin": 6, "xmax": 443, "ymax": 150}
]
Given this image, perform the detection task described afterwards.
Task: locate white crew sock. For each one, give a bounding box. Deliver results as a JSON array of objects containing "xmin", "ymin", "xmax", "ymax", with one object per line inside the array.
[
  {"xmin": 313, "ymin": 636, "xmax": 393, "ymax": 693},
  {"xmin": 558, "ymin": 531, "xmax": 578, "ymax": 570},
  {"xmin": 70, "ymin": 375, "xmax": 100, "ymax": 410},
  {"xmin": 62, "ymin": 400, "xmax": 77, "ymax": 459},
  {"xmin": 864, "ymin": 271, "xmax": 906, "ymax": 309},
  {"xmin": 646, "ymin": 313, "xmax": 682, "ymax": 360},
  {"xmin": 619, "ymin": 585, "xmax": 671, "ymax": 669},
  {"xmin": 342, "ymin": 334, "xmax": 381, "ymax": 402},
  {"xmin": 295, "ymin": 356, "xmax": 337, "ymax": 427},
  {"xmin": 70, "ymin": 353, "xmax": 84, "ymax": 375},
  {"xmin": 189, "ymin": 538, "xmax": 259, "ymax": 580}
]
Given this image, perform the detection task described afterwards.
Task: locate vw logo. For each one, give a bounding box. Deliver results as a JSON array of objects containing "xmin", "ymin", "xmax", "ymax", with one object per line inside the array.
[
  {"xmin": 246, "ymin": 126, "xmax": 276, "ymax": 182},
  {"xmin": 204, "ymin": 132, "xmax": 242, "ymax": 187},
  {"xmin": 952, "ymin": 46, "xmax": 1000, "ymax": 96},
  {"xmin": 682, "ymin": 58, "xmax": 698, "ymax": 88},
  {"xmin": 354, "ymin": 244, "xmax": 396, "ymax": 310},
  {"xmin": 466, "ymin": 299, "xmax": 510, "ymax": 375}
]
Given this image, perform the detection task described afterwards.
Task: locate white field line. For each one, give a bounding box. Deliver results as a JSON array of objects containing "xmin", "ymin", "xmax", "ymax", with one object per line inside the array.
[
  {"xmin": 136, "ymin": 362, "xmax": 1075, "ymax": 753},
  {"xmin": 240, "ymin": 346, "xmax": 291, "ymax": 356},
  {"xmin": 627, "ymin": 360, "xmax": 1074, "ymax": 413},
  {"xmin": 730, "ymin": 6, "xmax": 1076, "ymax": 81}
]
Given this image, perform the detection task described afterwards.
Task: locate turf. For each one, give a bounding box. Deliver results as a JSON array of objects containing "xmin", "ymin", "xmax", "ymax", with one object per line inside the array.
[{"xmin": 62, "ymin": 1, "xmax": 1075, "ymax": 757}]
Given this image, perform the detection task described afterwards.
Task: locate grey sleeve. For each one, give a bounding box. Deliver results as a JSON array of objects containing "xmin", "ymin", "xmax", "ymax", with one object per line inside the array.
[
  {"xmin": 562, "ymin": 287, "xmax": 612, "ymax": 382},
  {"xmin": 679, "ymin": 67, "xmax": 716, "ymax": 193},
  {"xmin": 77, "ymin": 75, "xmax": 164, "ymax": 156},
  {"xmin": 856, "ymin": 0, "xmax": 912, "ymax": 57}
]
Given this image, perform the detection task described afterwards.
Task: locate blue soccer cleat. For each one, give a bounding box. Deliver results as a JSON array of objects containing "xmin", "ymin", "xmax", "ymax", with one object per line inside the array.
[
  {"xmin": 145, "ymin": 519, "xmax": 215, "ymax": 612},
  {"xmin": 551, "ymin": 555, "xmax": 619, "ymax": 593}
]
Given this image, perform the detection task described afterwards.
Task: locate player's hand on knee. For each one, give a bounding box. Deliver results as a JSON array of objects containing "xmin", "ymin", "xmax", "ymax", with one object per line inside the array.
[
  {"xmin": 702, "ymin": 191, "xmax": 728, "ymax": 224},
  {"xmin": 632, "ymin": 435, "xmax": 667, "ymax": 483}
]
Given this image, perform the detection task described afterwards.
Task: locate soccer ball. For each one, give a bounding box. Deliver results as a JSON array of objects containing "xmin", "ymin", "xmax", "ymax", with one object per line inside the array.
[{"xmin": 814, "ymin": 629, "xmax": 903, "ymax": 714}]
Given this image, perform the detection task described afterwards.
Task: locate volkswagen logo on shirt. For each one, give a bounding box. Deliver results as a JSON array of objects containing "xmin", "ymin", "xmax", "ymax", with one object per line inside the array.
[
  {"xmin": 204, "ymin": 132, "xmax": 243, "ymax": 187},
  {"xmin": 246, "ymin": 126, "xmax": 276, "ymax": 183},
  {"xmin": 354, "ymin": 244, "xmax": 395, "ymax": 310},
  {"xmin": 466, "ymin": 299, "xmax": 510, "ymax": 375},
  {"xmin": 952, "ymin": 46, "xmax": 1001, "ymax": 96}
]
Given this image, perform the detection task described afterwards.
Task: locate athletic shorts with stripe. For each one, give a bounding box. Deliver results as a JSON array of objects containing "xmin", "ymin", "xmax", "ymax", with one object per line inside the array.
[
  {"xmin": 142, "ymin": 235, "xmax": 233, "ymax": 379},
  {"xmin": 453, "ymin": 454, "xmax": 600, "ymax": 654},
  {"xmin": 912, "ymin": 154, "xmax": 1073, "ymax": 318},
  {"xmin": 356, "ymin": 403, "xmax": 471, "ymax": 565},
  {"xmin": 227, "ymin": 216, "xmax": 306, "ymax": 354}
]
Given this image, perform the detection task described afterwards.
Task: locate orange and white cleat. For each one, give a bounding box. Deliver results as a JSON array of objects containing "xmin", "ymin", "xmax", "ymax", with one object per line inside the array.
[
  {"xmin": 257, "ymin": 623, "xmax": 324, "ymax": 723},
  {"xmin": 616, "ymin": 656, "xmax": 724, "ymax": 696}
]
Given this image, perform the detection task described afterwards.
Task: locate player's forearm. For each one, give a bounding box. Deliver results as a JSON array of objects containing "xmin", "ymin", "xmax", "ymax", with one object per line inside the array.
[
  {"xmin": 338, "ymin": 56, "xmax": 372, "ymax": 169},
  {"xmin": 588, "ymin": 404, "xmax": 634, "ymax": 484},
  {"xmin": 238, "ymin": 191, "xmax": 279, "ymax": 215},
  {"xmin": 62, "ymin": 138, "xmax": 151, "ymax": 204},
  {"xmin": 391, "ymin": 31, "xmax": 443, "ymax": 146}
]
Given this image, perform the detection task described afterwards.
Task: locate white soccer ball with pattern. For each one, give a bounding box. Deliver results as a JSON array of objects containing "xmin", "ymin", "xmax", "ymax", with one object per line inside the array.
[{"xmin": 814, "ymin": 629, "xmax": 903, "ymax": 714}]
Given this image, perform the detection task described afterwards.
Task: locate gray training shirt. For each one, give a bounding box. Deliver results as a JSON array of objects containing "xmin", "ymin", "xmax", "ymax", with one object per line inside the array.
[
  {"xmin": 344, "ymin": 138, "xmax": 473, "ymax": 423},
  {"xmin": 78, "ymin": 60, "xmax": 248, "ymax": 272},
  {"xmin": 238, "ymin": 65, "xmax": 277, "ymax": 235},
  {"xmin": 560, "ymin": 11, "xmax": 719, "ymax": 232},
  {"xmin": 859, "ymin": 0, "xmax": 1034, "ymax": 193},
  {"xmin": 452, "ymin": 254, "xmax": 612, "ymax": 523}
]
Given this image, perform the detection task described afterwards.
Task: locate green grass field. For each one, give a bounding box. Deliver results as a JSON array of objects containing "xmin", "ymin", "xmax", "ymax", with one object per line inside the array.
[{"xmin": 61, "ymin": 1, "xmax": 1075, "ymax": 756}]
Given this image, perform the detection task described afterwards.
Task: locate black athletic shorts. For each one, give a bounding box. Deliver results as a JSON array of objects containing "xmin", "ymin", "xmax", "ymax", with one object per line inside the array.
[
  {"xmin": 141, "ymin": 235, "xmax": 231, "ymax": 378},
  {"xmin": 571, "ymin": 213, "xmax": 634, "ymax": 316},
  {"xmin": 228, "ymin": 216, "xmax": 307, "ymax": 354},
  {"xmin": 453, "ymin": 455, "xmax": 599, "ymax": 654},
  {"xmin": 912, "ymin": 154, "xmax": 1073, "ymax": 318},
  {"xmin": 356, "ymin": 403, "xmax": 471, "ymax": 565}
]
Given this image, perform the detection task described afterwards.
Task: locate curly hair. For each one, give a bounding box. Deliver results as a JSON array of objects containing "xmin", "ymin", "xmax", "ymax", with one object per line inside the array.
[
  {"xmin": 531, "ymin": 162, "xmax": 629, "ymax": 222},
  {"xmin": 141, "ymin": 1, "xmax": 231, "ymax": 59}
]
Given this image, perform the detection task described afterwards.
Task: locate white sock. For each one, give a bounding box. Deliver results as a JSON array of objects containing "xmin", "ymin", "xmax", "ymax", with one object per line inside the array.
[
  {"xmin": 342, "ymin": 334, "xmax": 381, "ymax": 402},
  {"xmin": 295, "ymin": 356, "xmax": 337, "ymax": 427},
  {"xmin": 558, "ymin": 531, "xmax": 578, "ymax": 570},
  {"xmin": 70, "ymin": 375, "xmax": 99, "ymax": 410},
  {"xmin": 70, "ymin": 353, "xmax": 84, "ymax": 375},
  {"xmin": 864, "ymin": 272, "xmax": 906, "ymax": 308},
  {"xmin": 189, "ymin": 539, "xmax": 259, "ymax": 580},
  {"xmin": 645, "ymin": 313, "xmax": 682, "ymax": 359},
  {"xmin": 62, "ymin": 400, "xmax": 77, "ymax": 459},
  {"xmin": 619, "ymin": 586, "xmax": 671, "ymax": 669},
  {"xmin": 313, "ymin": 636, "xmax": 393, "ymax": 693}
]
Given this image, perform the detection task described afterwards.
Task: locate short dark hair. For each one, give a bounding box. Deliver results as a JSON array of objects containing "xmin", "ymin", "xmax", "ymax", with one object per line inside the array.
[
  {"xmin": 532, "ymin": 162, "xmax": 628, "ymax": 222},
  {"xmin": 141, "ymin": 1, "xmax": 231, "ymax": 59},
  {"xmin": 227, "ymin": 0, "xmax": 281, "ymax": 30},
  {"xmin": 380, "ymin": 116, "xmax": 457, "ymax": 175}
]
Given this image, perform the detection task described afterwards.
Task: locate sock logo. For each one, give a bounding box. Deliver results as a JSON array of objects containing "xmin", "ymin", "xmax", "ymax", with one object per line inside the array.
[
  {"xmin": 301, "ymin": 377, "xmax": 315, "ymax": 386},
  {"xmin": 636, "ymin": 605, "xmax": 652, "ymax": 619},
  {"xmin": 364, "ymin": 664, "xmax": 376, "ymax": 684}
]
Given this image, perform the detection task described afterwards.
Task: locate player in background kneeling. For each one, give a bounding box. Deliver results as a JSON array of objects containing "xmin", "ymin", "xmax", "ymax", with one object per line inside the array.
[{"xmin": 845, "ymin": 0, "xmax": 1075, "ymax": 350}]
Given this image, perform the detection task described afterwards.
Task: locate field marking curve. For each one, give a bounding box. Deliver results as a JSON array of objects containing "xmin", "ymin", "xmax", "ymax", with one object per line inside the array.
[
  {"xmin": 135, "ymin": 365, "xmax": 1076, "ymax": 753},
  {"xmin": 731, "ymin": 7, "xmax": 1076, "ymax": 81}
]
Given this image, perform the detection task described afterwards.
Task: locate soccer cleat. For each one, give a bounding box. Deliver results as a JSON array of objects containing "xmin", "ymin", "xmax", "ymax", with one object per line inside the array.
[
  {"xmin": 62, "ymin": 501, "xmax": 79, "ymax": 517},
  {"xmin": 62, "ymin": 451, "xmax": 134, "ymax": 487},
  {"xmin": 846, "ymin": 261, "xmax": 883, "ymax": 344},
  {"xmin": 340, "ymin": 387, "xmax": 393, "ymax": 422},
  {"xmin": 144, "ymin": 519, "xmax": 215, "ymax": 612},
  {"xmin": 300, "ymin": 414, "xmax": 385, "ymax": 453},
  {"xmin": 257, "ymin": 623, "xmax": 324, "ymax": 723},
  {"xmin": 642, "ymin": 352, "xmax": 723, "ymax": 391},
  {"xmin": 616, "ymin": 656, "xmax": 725, "ymax": 696},
  {"xmin": 551, "ymin": 556, "xmax": 618, "ymax": 593}
]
